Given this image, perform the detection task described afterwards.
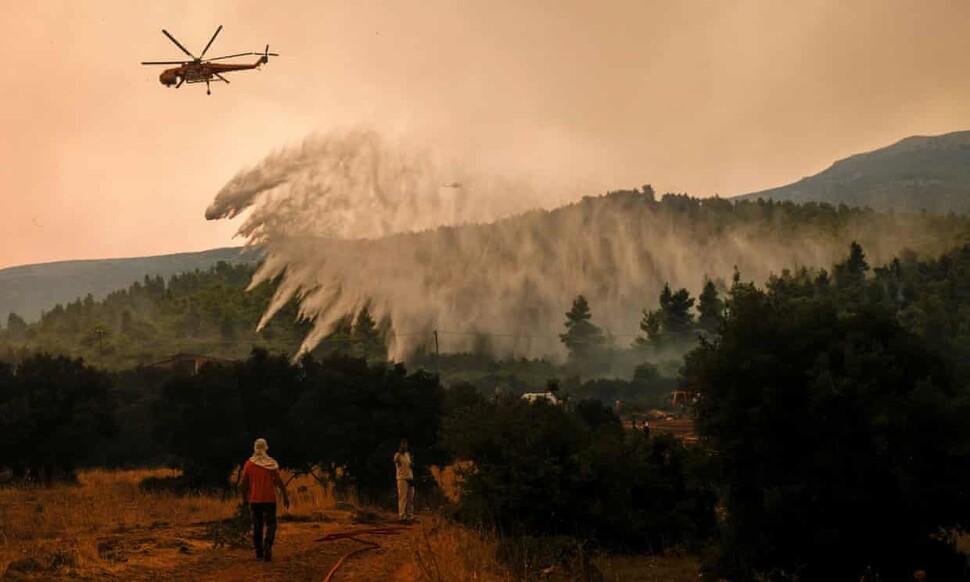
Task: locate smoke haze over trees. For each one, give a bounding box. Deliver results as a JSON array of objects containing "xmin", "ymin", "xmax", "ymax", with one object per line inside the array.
[
  {"xmin": 205, "ymin": 131, "xmax": 970, "ymax": 359},
  {"xmin": 4, "ymin": 193, "xmax": 970, "ymax": 373}
]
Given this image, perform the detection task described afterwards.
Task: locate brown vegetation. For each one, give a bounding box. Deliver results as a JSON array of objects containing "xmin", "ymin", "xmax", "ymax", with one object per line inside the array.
[
  {"xmin": 0, "ymin": 468, "xmax": 233, "ymax": 578},
  {"xmin": 0, "ymin": 467, "xmax": 344, "ymax": 579},
  {"xmin": 0, "ymin": 468, "xmax": 700, "ymax": 581}
]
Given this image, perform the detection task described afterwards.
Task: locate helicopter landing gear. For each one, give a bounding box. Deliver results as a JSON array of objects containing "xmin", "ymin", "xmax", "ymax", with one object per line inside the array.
[{"xmin": 206, "ymin": 80, "xmax": 211, "ymax": 95}]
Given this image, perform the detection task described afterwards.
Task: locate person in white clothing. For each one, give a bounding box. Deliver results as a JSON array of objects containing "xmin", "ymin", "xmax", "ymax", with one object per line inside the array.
[{"xmin": 393, "ymin": 439, "xmax": 415, "ymax": 521}]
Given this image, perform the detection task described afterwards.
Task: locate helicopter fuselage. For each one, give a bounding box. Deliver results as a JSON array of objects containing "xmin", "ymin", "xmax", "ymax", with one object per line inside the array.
[{"xmin": 159, "ymin": 56, "xmax": 268, "ymax": 87}]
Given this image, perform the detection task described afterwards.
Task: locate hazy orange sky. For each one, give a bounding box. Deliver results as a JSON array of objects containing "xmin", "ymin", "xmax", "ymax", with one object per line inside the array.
[{"xmin": 2, "ymin": 0, "xmax": 970, "ymax": 269}]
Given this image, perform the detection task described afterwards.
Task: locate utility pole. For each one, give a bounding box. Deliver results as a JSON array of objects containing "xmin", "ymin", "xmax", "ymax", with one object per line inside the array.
[{"xmin": 433, "ymin": 329, "xmax": 440, "ymax": 373}]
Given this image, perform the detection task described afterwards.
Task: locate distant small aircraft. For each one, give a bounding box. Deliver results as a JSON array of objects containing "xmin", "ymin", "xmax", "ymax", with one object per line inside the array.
[
  {"xmin": 441, "ymin": 182, "xmax": 462, "ymax": 188},
  {"xmin": 141, "ymin": 25, "xmax": 278, "ymax": 95}
]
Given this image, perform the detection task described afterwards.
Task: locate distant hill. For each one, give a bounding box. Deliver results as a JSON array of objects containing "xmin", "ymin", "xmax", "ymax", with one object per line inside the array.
[
  {"xmin": 736, "ymin": 130, "xmax": 970, "ymax": 213},
  {"xmin": 0, "ymin": 247, "xmax": 260, "ymax": 322}
]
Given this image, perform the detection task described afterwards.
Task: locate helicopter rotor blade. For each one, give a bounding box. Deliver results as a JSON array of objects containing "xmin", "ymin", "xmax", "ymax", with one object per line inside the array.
[
  {"xmin": 141, "ymin": 60, "xmax": 187, "ymax": 65},
  {"xmin": 162, "ymin": 29, "xmax": 197, "ymax": 60},
  {"xmin": 206, "ymin": 52, "xmax": 255, "ymax": 61},
  {"xmin": 199, "ymin": 25, "xmax": 223, "ymax": 59}
]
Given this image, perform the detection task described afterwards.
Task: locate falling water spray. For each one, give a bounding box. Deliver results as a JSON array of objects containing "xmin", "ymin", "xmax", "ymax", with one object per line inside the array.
[{"xmin": 207, "ymin": 126, "xmax": 964, "ymax": 360}]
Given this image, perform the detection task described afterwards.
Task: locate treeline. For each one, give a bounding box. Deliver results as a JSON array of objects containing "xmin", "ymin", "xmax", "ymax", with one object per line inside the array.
[
  {"xmin": 3, "ymin": 191, "xmax": 970, "ymax": 373},
  {"xmin": 0, "ymin": 256, "xmax": 683, "ymax": 409},
  {"xmin": 406, "ymin": 281, "xmax": 719, "ymax": 408},
  {"xmin": 556, "ymin": 278, "xmax": 723, "ymax": 373},
  {"xmin": 0, "ymin": 262, "xmax": 387, "ymax": 369},
  {"xmin": 0, "ymin": 263, "xmax": 291, "ymax": 368}
]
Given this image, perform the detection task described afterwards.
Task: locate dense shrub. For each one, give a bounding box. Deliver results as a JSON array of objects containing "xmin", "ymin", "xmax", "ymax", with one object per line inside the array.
[
  {"xmin": 443, "ymin": 395, "xmax": 715, "ymax": 551},
  {"xmin": 287, "ymin": 354, "xmax": 446, "ymax": 501},
  {"xmin": 0, "ymin": 354, "xmax": 116, "ymax": 482}
]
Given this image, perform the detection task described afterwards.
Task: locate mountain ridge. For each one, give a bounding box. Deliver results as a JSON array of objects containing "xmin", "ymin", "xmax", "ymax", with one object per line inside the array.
[{"xmin": 736, "ymin": 130, "xmax": 970, "ymax": 213}]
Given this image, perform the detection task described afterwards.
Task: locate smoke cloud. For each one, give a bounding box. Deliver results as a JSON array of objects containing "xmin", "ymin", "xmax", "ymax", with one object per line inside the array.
[{"xmin": 208, "ymin": 127, "xmax": 966, "ymax": 360}]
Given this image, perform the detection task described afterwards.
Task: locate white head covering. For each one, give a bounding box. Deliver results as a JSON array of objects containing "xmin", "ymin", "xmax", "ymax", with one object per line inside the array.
[{"xmin": 249, "ymin": 437, "xmax": 279, "ymax": 470}]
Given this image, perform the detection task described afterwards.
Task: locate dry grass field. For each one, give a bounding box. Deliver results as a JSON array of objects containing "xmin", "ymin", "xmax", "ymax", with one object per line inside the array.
[{"xmin": 0, "ymin": 468, "xmax": 699, "ymax": 581}]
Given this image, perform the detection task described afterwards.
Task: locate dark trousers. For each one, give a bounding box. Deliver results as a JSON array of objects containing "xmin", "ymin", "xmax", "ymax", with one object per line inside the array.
[{"xmin": 250, "ymin": 502, "xmax": 277, "ymax": 551}]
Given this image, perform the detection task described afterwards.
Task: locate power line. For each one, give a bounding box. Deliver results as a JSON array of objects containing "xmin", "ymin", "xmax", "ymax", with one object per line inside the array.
[
  {"xmin": 160, "ymin": 328, "xmax": 644, "ymax": 346},
  {"xmin": 434, "ymin": 329, "xmax": 642, "ymax": 339}
]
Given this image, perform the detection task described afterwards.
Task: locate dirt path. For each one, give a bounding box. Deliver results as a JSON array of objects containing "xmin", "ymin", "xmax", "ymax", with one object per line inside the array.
[
  {"xmin": 4, "ymin": 504, "xmax": 702, "ymax": 581},
  {"xmin": 79, "ymin": 511, "xmax": 426, "ymax": 581}
]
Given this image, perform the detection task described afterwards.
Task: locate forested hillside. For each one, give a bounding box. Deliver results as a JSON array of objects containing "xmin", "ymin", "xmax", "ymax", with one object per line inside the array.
[
  {"xmin": 0, "ymin": 247, "xmax": 259, "ymax": 322},
  {"xmin": 0, "ymin": 263, "xmax": 294, "ymax": 369},
  {"xmin": 2, "ymin": 192, "xmax": 970, "ymax": 372},
  {"xmin": 0, "ymin": 262, "xmax": 385, "ymax": 370}
]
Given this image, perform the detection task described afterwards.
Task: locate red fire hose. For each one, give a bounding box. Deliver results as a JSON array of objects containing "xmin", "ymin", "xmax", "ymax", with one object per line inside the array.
[{"xmin": 318, "ymin": 527, "xmax": 406, "ymax": 582}]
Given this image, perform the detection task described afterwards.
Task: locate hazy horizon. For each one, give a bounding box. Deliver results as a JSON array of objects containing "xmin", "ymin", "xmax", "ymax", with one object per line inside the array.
[{"xmin": 4, "ymin": 0, "xmax": 970, "ymax": 269}]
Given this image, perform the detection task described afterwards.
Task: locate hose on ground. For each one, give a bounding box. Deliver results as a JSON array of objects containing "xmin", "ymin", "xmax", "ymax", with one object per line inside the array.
[{"xmin": 318, "ymin": 527, "xmax": 406, "ymax": 582}]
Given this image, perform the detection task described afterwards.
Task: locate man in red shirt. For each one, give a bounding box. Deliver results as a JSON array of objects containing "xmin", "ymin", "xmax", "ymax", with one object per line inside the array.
[{"xmin": 240, "ymin": 438, "xmax": 290, "ymax": 561}]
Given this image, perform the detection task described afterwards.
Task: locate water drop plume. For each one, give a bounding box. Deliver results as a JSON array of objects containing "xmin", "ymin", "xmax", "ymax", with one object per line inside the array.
[
  {"xmin": 206, "ymin": 126, "xmax": 556, "ymax": 242},
  {"xmin": 209, "ymin": 127, "xmax": 965, "ymax": 360}
]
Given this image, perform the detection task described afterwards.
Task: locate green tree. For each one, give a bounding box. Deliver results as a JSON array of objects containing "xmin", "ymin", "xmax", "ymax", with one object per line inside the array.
[
  {"xmin": 696, "ymin": 279, "xmax": 722, "ymax": 335},
  {"xmin": 559, "ymin": 295, "xmax": 606, "ymax": 370},
  {"xmin": 634, "ymin": 284, "xmax": 696, "ymax": 349},
  {"xmin": 633, "ymin": 308, "xmax": 662, "ymax": 350},
  {"xmin": 153, "ymin": 359, "xmax": 247, "ymax": 489},
  {"xmin": 833, "ymin": 240, "xmax": 870, "ymax": 289},
  {"xmin": 659, "ymin": 283, "xmax": 695, "ymax": 338},
  {"xmin": 287, "ymin": 354, "xmax": 445, "ymax": 500}
]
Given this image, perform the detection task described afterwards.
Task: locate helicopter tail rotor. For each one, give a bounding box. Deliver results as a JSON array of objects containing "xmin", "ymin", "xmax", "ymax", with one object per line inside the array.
[{"xmin": 260, "ymin": 44, "xmax": 279, "ymax": 64}]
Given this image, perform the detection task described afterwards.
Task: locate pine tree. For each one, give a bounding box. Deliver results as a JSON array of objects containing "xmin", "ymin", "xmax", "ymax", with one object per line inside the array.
[
  {"xmin": 834, "ymin": 241, "xmax": 870, "ymax": 288},
  {"xmin": 560, "ymin": 295, "xmax": 606, "ymax": 367},
  {"xmin": 697, "ymin": 279, "xmax": 723, "ymax": 335},
  {"xmin": 659, "ymin": 283, "xmax": 695, "ymax": 339},
  {"xmin": 634, "ymin": 283, "xmax": 697, "ymax": 348},
  {"xmin": 633, "ymin": 308, "xmax": 662, "ymax": 350}
]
